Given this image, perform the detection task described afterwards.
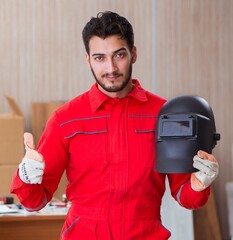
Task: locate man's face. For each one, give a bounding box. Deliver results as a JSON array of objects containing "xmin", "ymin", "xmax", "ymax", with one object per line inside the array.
[{"xmin": 86, "ymin": 35, "xmax": 137, "ymax": 98}]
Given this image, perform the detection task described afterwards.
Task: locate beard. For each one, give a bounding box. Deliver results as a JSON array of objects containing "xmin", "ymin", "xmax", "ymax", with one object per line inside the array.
[{"xmin": 90, "ymin": 64, "xmax": 133, "ymax": 93}]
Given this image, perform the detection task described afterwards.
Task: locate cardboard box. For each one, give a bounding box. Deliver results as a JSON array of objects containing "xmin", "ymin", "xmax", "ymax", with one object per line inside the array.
[
  {"xmin": 0, "ymin": 165, "xmax": 18, "ymax": 199},
  {"xmin": 31, "ymin": 101, "xmax": 65, "ymax": 146},
  {"xmin": 0, "ymin": 96, "xmax": 24, "ymax": 164}
]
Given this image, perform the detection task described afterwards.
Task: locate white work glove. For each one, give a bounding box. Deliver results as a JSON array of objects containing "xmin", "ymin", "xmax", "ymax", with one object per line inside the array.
[
  {"xmin": 191, "ymin": 150, "xmax": 219, "ymax": 192},
  {"xmin": 18, "ymin": 132, "xmax": 45, "ymax": 184}
]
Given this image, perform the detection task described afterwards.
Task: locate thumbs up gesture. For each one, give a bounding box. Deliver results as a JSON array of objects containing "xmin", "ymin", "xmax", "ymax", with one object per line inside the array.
[{"xmin": 18, "ymin": 133, "xmax": 45, "ymax": 184}]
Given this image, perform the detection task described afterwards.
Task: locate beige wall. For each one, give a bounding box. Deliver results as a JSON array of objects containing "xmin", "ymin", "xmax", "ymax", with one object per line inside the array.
[
  {"xmin": 0, "ymin": 0, "xmax": 152, "ymax": 128},
  {"xmin": 156, "ymin": 1, "xmax": 233, "ymax": 239},
  {"xmin": 0, "ymin": 0, "xmax": 232, "ymax": 239}
]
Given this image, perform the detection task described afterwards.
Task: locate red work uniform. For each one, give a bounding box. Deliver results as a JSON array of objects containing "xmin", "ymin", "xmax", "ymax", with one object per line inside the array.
[{"xmin": 11, "ymin": 80, "xmax": 210, "ymax": 240}]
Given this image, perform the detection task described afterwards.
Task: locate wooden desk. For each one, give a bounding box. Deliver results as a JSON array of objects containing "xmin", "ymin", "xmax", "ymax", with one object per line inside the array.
[{"xmin": 0, "ymin": 214, "xmax": 66, "ymax": 240}]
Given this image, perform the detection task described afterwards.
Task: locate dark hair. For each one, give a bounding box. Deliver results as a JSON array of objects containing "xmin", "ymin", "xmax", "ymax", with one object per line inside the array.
[{"xmin": 82, "ymin": 11, "xmax": 134, "ymax": 54}]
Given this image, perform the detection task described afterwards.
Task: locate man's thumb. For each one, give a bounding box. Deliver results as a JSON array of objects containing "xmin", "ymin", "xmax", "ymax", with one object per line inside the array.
[{"xmin": 24, "ymin": 132, "xmax": 35, "ymax": 150}]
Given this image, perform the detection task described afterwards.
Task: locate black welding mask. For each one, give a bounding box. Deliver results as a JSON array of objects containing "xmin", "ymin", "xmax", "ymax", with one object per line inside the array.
[{"xmin": 155, "ymin": 95, "xmax": 220, "ymax": 173}]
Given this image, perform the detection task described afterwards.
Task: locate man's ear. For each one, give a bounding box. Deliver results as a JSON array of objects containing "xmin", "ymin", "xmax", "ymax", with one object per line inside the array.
[{"xmin": 131, "ymin": 46, "xmax": 137, "ymax": 64}]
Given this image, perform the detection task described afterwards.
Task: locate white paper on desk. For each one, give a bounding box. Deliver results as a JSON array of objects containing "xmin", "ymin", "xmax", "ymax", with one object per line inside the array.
[{"xmin": 0, "ymin": 205, "xmax": 19, "ymax": 214}]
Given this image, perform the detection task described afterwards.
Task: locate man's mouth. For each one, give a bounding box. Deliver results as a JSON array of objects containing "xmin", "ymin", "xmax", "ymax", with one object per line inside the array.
[{"xmin": 103, "ymin": 73, "xmax": 122, "ymax": 82}]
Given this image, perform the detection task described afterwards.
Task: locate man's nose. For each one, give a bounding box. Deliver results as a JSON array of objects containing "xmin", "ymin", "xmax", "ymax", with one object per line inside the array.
[{"xmin": 105, "ymin": 59, "xmax": 118, "ymax": 72}]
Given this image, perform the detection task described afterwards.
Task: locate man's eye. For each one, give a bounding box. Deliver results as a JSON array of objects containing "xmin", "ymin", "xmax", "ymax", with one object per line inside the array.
[
  {"xmin": 94, "ymin": 56, "xmax": 104, "ymax": 61},
  {"xmin": 115, "ymin": 52, "xmax": 125, "ymax": 59}
]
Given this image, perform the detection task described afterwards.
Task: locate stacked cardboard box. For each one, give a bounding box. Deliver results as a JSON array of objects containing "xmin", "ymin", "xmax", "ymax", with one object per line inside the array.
[
  {"xmin": 0, "ymin": 99, "xmax": 68, "ymax": 202},
  {"xmin": 0, "ymin": 96, "xmax": 24, "ymax": 198}
]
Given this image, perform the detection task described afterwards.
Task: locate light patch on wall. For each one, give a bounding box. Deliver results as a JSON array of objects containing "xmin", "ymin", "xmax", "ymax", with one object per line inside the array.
[{"xmin": 151, "ymin": 0, "xmax": 156, "ymax": 93}]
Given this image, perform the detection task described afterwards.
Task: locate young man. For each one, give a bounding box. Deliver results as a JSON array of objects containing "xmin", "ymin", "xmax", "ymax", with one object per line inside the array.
[{"xmin": 11, "ymin": 11, "xmax": 219, "ymax": 240}]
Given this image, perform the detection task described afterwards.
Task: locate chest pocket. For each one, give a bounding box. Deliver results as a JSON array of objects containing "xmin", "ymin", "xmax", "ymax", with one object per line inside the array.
[
  {"xmin": 130, "ymin": 115, "xmax": 157, "ymax": 168},
  {"xmin": 60, "ymin": 116, "xmax": 108, "ymax": 171}
]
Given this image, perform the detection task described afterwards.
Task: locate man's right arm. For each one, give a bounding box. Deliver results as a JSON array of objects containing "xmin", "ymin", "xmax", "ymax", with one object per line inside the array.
[{"xmin": 10, "ymin": 132, "xmax": 48, "ymax": 211}]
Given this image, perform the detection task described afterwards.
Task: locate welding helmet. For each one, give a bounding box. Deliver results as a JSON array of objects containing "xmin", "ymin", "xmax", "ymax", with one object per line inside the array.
[{"xmin": 155, "ymin": 95, "xmax": 220, "ymax": 173}]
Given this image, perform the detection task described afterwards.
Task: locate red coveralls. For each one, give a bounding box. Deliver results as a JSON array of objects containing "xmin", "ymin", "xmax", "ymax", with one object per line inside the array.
[{"xmin": 11, "ymin": 80, "xmax": 210, "ymax": 240}]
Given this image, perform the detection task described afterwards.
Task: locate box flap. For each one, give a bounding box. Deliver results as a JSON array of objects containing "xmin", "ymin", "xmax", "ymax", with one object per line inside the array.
[{"xmin": 5, "ymin": 95, "xmax": 23, "ymax": 116}]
